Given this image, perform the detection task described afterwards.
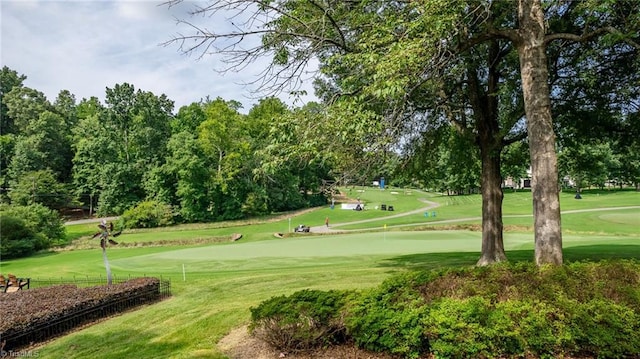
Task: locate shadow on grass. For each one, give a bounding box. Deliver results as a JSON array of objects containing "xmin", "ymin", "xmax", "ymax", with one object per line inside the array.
[
  {"xmin": 37, "ymin": 328, "xmax": 190, "ymax": 359},
  {"xmin": 378, "ymin": 244, "xmax": 640, "ymax": 271}
]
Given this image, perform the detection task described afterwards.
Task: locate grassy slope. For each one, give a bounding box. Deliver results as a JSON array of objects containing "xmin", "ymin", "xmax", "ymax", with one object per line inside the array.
[{"xmin": 0, "ymin": 188, "xmax": 638, "ymax": 358}]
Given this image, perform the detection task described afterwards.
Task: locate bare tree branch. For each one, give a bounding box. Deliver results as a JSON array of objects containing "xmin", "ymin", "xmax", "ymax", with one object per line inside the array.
[
  {"xmin": 545, "ymin": 26, "xmax": 640, "ymax": 50},
  {"xmin": 161, "ymin": 0, "xmax": 352, "ymax": 99}
]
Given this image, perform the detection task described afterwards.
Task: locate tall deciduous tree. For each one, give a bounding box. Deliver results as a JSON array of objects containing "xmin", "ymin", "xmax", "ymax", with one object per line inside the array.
[
  {"xmin": 8, "ymin": 111, "xmax": 72, "ymax": 181},
  {"xmin": 0, "ymin": 66, "xmax": 26, "ymax": 135},
  {"xmin": 8, "ymin": 169, "xmax": 72, "ymax": 209},
  {"xmin": 146, "ymin": 102, "xmax": 212, "ymax": 222},
  {"xmin": 72, "ymin": 84, "xmax": 174, "ymax": 215},
  {"xmin": 165, "ymin": 0, "xmax": 638, "ymax": 265},
  {"xmin": 72, "ymin": 97, "xmax": 108, "ymax": 215},
  {"xmin": 256, "ymin": 102, "xmax": 333, "ymax": 211}
]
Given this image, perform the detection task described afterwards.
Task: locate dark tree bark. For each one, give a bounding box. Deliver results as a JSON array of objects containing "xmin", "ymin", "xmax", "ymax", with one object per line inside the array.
[
  {"xmin": 465, "ymin": 40, "xmax": 509, "ymax": 266},
  {"xmin": 477, "ymin": 143, "xmax": 507, "ymax": 265}
]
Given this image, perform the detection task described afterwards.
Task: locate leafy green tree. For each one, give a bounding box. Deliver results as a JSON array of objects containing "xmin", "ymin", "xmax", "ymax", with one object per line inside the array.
[
  {"xmin": 152, "ymin": 130, "xmax": 213, "ymax": 222},
  {"xmin": 82, "ymin": 83, "xmax": 174, "ymax": 215},
  {"xmin": 198, "ymin": 98, "xmax": 243, "ymax": 181},
  {"xmin": 244, "ymin": 98, "xmax": 297, "ymax": 213},
  {"xmin": 3, "ymin": 86, "xmax": 51, "ymax": 133},
  {"xmin": 8, "ymin": 169, "xmax": 73, "ymax": 210},
  {"xmin": 501, "ymin": 140, "xmax": 530, "ymax": 190},
  {"xmin": 256, "ymin": 103, "xmax": 336, "ymax": 211},
  {"xmin": 0, "ymin": 202, "xmax": 65, "ymax": 250},
  {"xmin": 403, "ymin": 127, "xmax": 481, "ymax": 194},
  {"xmin": 53, "ymin": 90, "xmax": 79, "ymax": 133},
  {"xmin": 71, "ymin": 102, "xmax": 111, "ymax": 216},
  {"xmin": 620, "ymin": 143, "xmax": 640, "ymax": 190},
  {"xmin": 194, "ymin": 98, "xmax": 252, "ymax": 219},
  {"xmin": 0, "ymin": 67, "xmax": 26, "ymax": 198},
  {"xmin": 0, "ymin": 66, "xmax": 26, "ymax": 135},
  {"xmin": 76, "ymin": 96, "xmax": 104, "ymax": 121},
  {"xmin": 618, "ymin": 112, "xmax": 640, "ymax": 189},
  {"xmin": 0, "ymin": 134, "xmax": 15, "ymax": 202},
  {"xmin": 146, "ymin": 102, "xmax": 209, "ymax": 221},
  {"xmin": 120, "ymin": 199, "xmax": 174, "ymax": 229},
  {"xmin": 166, "ymin": 0, "xmax": 638, "ymax": 265},
  {"xmin": 170, "ymin": 102, "xmax": 206, "ymax": 134},
  {"xmin": 559, "ymin": 141, "xmax": 619, "ymax": 191},
  {"xmin": 0, "ymin": 215, "xmax": 39, "ymax": 259},
  {"xmin": 245, "ymin": 97, "xmax": 289, "ymax": 143},
  {"xmin": 8, "ymin": 110, "xmax": 74, "ymax": 182}
]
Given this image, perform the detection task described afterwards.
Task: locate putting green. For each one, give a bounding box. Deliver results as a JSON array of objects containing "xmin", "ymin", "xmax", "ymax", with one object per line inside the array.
[
  {"xmin": 110, "ymin": 231, "xmax": 483, "ymax": 272},
  {"xmin": 108, "ymin": 231, "xmax": 640, "ymax": 274}
]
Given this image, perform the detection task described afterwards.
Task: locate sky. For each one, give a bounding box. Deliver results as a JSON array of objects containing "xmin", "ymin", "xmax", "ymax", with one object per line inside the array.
[{"xmin": 1, "ymin": 0, "xmax": 318, "ymax": 112}]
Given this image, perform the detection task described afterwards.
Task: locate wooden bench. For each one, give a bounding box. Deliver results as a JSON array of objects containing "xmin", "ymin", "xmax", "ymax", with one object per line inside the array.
[{"xmin": 3, "ymin": 274, "xmax": 30, "ymax": 293}]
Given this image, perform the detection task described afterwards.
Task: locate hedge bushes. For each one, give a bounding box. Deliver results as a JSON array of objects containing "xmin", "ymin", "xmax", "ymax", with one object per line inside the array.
[
  {"xmin": 120, "ymin": 200, "xmax": 174, "ymax": 229},
  {"xmin": 0, "ymin": 203, "xmax": 66, "ymax": 258},
  {"xmin": 249, "ymin": 289, "xmax": 348, "ymax": 351},
  {"xmin": 249, "ymin": 260, "xmax": 640, "ymax": 358}
]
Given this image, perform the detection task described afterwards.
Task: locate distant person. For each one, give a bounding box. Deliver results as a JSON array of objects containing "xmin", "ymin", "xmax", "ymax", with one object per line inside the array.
[{"xmin": 325, "ymin": 217, "xmax": 329, "ymax": 227}]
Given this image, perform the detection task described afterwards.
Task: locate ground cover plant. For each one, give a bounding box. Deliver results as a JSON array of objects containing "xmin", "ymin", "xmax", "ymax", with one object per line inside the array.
[
  {"xmin": 0, "ymin": 188, "xmax": 638, "ymax": 358},
  {"xmin": 0, "ymin": 277, "xmax": 167, "ymax": 351},
  {"xmin": 251, "ymin": 261, "xmax": 640, "ymax": 358}
]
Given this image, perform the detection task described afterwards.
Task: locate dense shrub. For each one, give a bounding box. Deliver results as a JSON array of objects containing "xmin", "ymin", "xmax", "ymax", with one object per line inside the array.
[
  {"xmin": 424, "ymin": 297, "xmax": 576, "ymax": 358},
  {"xmin": 0, "ymin": 203, "xmax": 65, "ymax": 248},
  {"xmin": 249, "ymin": 289, "xmax": 348, "ymax": 352},
  {"xmin": 569, "ymin": 299, "xmax": 640, "ymax": 357},
  {"xmin": 0, "ymin": 215, "xmax": 40, "ymax": 258},
  {"xmin": 120, "ymin": 200, "xmax": 174, "ymax": 228},
  {"xmin": 252, "ymin": 261, "xmax": 640, "ymax": 358},
  {"xmin": 345, "ymin": 272, "xmax": 431, "ymax": 358}
]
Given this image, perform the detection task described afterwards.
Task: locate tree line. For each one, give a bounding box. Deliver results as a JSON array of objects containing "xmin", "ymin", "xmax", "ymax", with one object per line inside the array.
[
  {"xmin": 1, "ymin": 0, "xmax": 639, "ymax": 264},
  {"xmin": 0, "ymin": 73, "xmax": 338, "ymax": 221},
  {"xmin": 163, "ymin": 0, "xmax": 638, "ymax": 266}
]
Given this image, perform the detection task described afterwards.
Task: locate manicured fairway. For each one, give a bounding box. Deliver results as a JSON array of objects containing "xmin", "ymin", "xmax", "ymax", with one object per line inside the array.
[
  {"xmin": 106, "ymin": 230, "xmax": 640, "ymax": 274},
  {"xmin": 2, "ymin": 188, "xmax": 639, "ymax": 359}
]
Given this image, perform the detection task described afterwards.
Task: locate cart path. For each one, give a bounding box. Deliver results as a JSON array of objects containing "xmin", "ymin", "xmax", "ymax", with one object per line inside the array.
[
  {"xmin": 312, "ymin": 199, "xmax": 440, "ymax": 233},
  {"xmin": 65, "ymin": 204, "xmax": 639, "ymax": 233},
  {"xmin": 311, "ymin": 205, "xmax": 640, "ymax": 233},
  {"xmin": 65, "ymin": 216, "xmax": 119, "ymax": 226}
]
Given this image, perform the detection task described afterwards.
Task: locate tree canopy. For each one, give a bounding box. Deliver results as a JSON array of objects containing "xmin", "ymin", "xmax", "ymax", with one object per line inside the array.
[
  {"xmin": 163, "ymin": 0, "xmax": 639, "ymax": 265},
  {"xmin": 0, "ymin": 0, "xmax": 636, "ymax": 263}
]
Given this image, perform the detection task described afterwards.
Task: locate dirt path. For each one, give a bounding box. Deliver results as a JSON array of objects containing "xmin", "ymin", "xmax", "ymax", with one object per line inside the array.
[{"xmin": 218, "ymin": 325, "xmax": 396, "ymax": 359}]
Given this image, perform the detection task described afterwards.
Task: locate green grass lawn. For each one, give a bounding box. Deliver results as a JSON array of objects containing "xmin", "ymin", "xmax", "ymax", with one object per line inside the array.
[{"xmin": 1, "ymin": 187, "xmax": 638, "ymax": 358}]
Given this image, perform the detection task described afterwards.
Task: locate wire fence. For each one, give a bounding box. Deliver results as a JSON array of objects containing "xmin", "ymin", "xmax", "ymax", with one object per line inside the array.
[
  {"xmin": 29, "ymin": 275, "xmax": 172, "ymax": 296},
  {"xmin": 1, "ymin": 276, "xmax": 171, "ymax": 351}
]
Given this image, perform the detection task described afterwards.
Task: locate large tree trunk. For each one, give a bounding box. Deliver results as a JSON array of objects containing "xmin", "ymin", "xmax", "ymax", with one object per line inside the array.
[
  {"xmin": 465, "ymin": 42, "xmax": 508, "ymax": 266},
  {"xmin": 517, "ymin": 0, "xmax": 563, "ymax": 265},
  {"xmin": 477, "ymin": 145, "xmax": 507, "ymax": 266}
]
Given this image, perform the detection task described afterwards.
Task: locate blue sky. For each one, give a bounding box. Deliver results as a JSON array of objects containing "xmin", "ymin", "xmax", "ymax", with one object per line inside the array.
[{"xmin": 1, "ymin": 0, "xmax": 318, "ymax": 112}]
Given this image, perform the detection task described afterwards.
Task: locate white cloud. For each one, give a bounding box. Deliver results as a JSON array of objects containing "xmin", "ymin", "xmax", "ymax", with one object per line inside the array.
[{"xmin": 0, "ymin": 0, "xmax": 318, "ymax": 112}]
